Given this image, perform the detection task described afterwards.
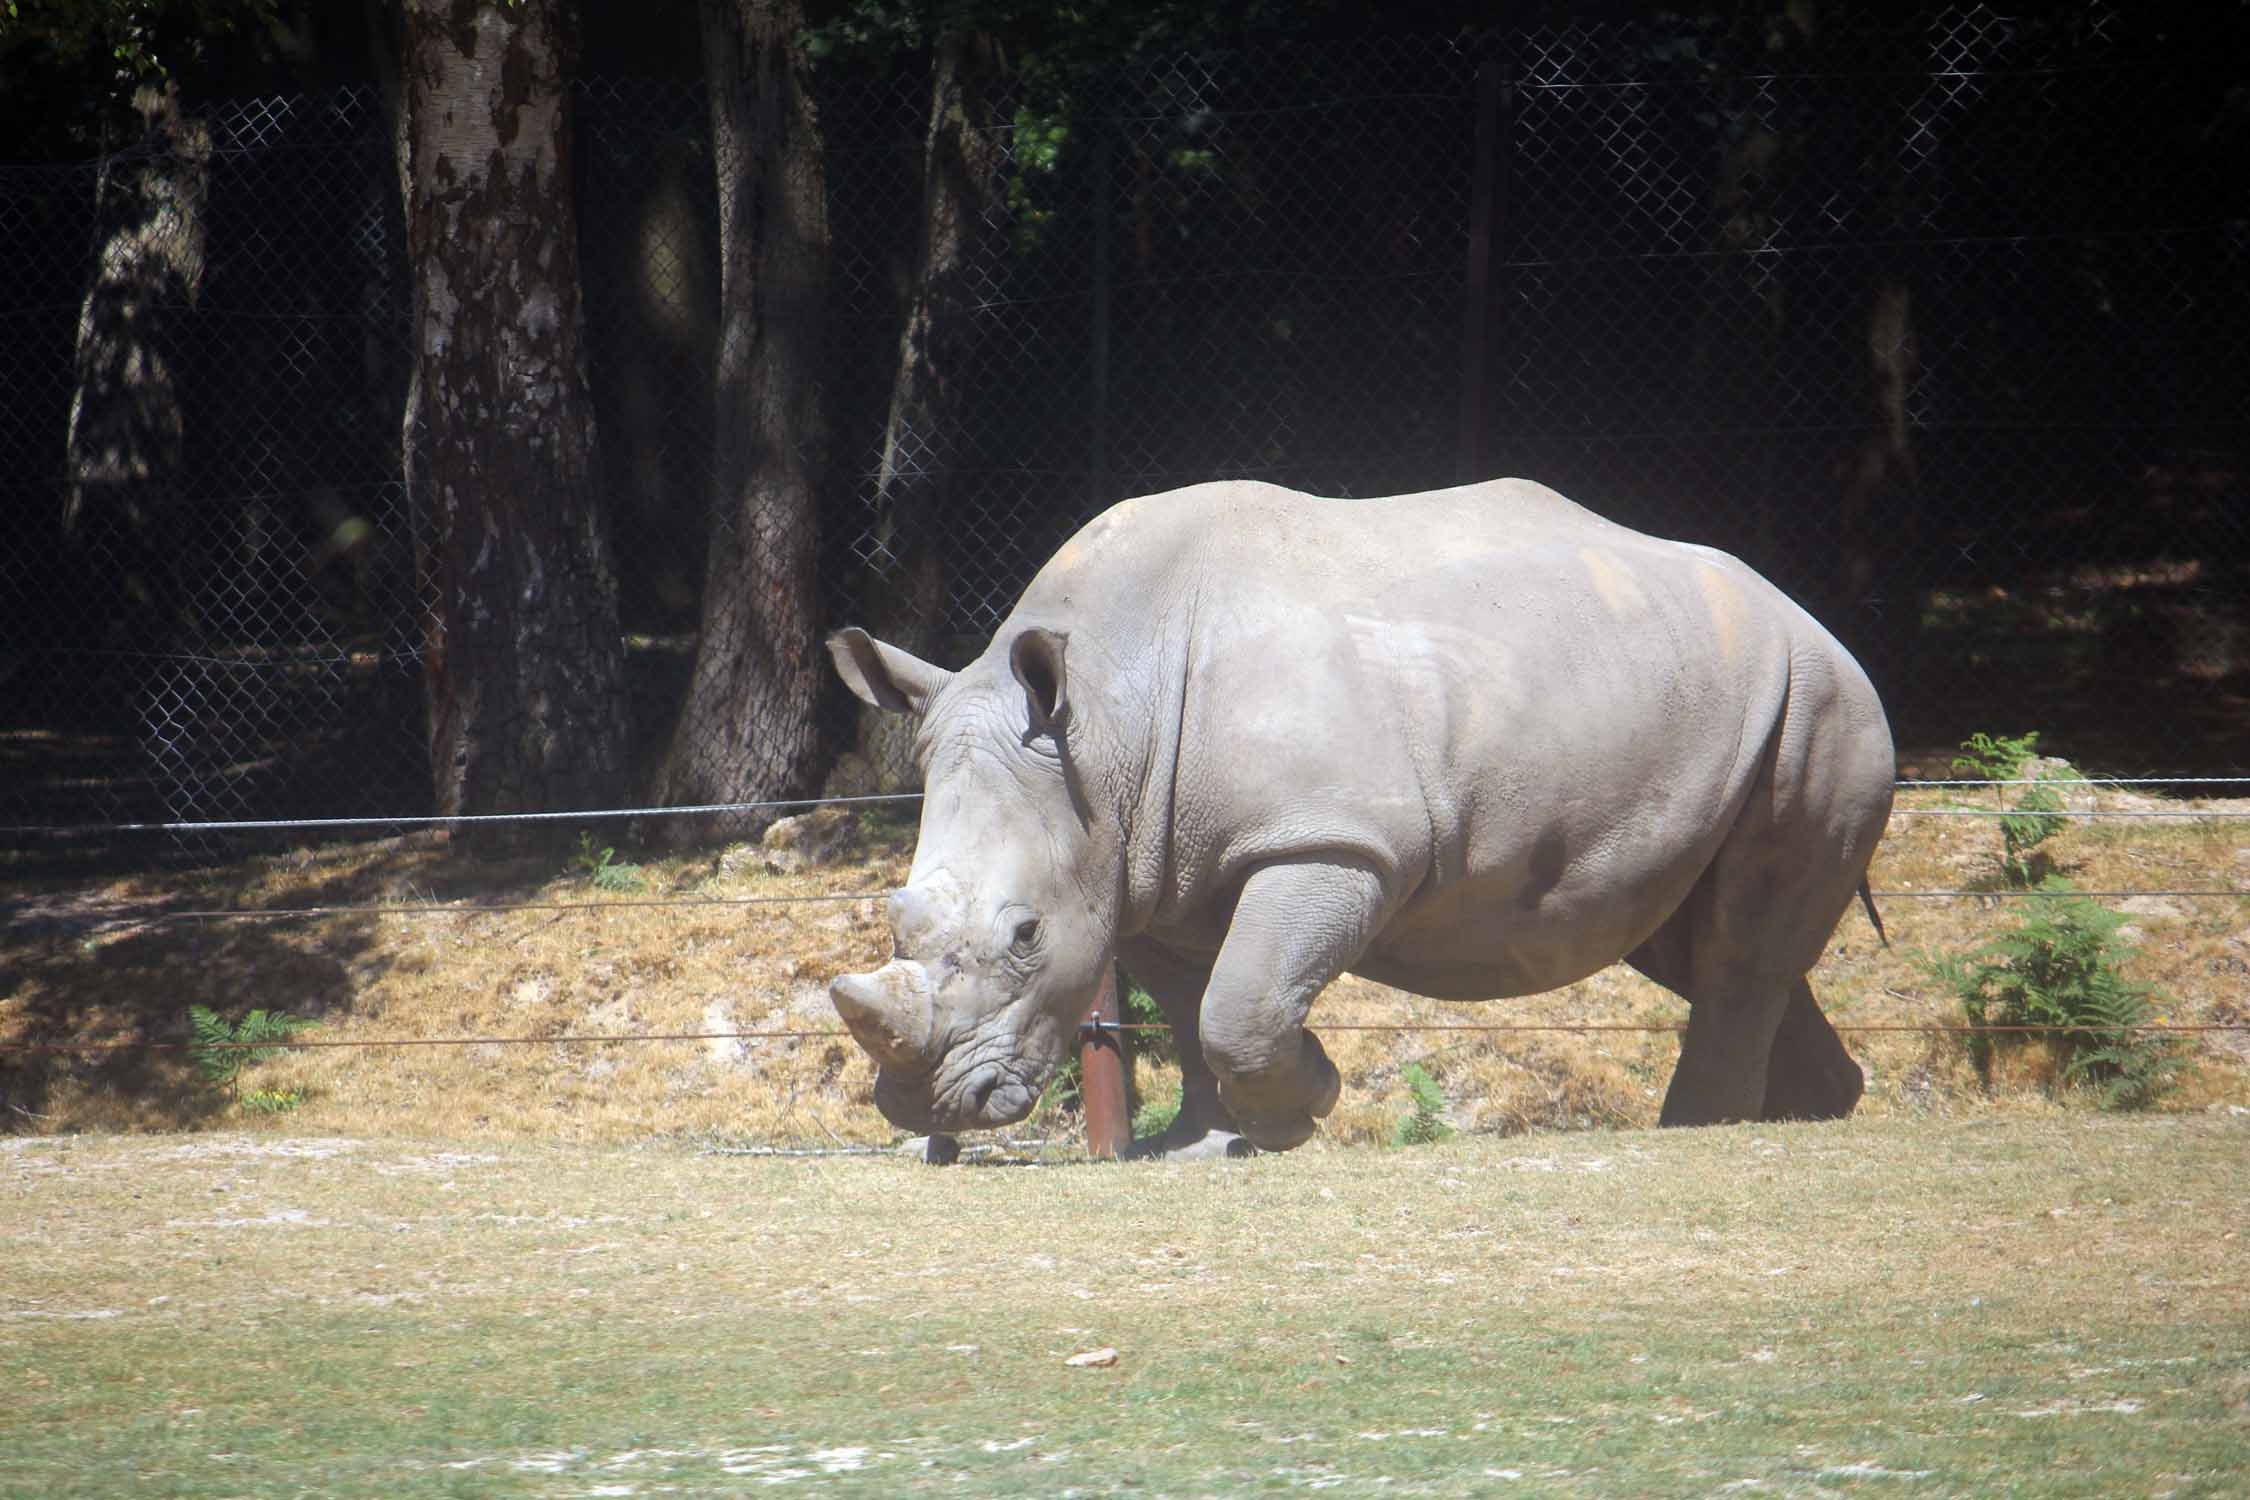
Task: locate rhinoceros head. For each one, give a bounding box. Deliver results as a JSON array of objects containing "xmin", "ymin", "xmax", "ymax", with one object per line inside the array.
[{"xmin": 824, "ymin": 625, "xmax": 1117, "ymax": 1133}]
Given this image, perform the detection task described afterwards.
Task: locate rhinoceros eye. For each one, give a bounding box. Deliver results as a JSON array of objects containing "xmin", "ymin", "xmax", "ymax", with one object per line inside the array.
[{"xmin": 1012, "ymin": 918, "xmax": 1042, "ymax": 951}]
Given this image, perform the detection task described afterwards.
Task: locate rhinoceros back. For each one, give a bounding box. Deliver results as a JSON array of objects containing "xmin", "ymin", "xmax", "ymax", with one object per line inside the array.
[{"xmin": 1011, "ymin": 478, "xmax": 1890, "ymax": 993}]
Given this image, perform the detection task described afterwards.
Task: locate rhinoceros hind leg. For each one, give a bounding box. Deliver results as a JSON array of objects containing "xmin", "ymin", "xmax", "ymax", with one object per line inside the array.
[
  {"xmin": 1629, "ymin": 776, "xmax": 1872, "ymax": 1126},
  {"xmin": 1627, "ymin": 907, "xmax": 1792, "ymax": 1127},
  {"xmin": 1758, "ymin": 978, "xmax": 1864, "ymax": 1121},
  {"xmin": 1654, "ymin": 988, "xmax": 1791, "ymax": 1126},
  {"xmin": 1115, "ymin": 939, "xmax": 1252, "ymax": 1161},
  {"xmin": 1197, "ymin": 859, "xmax": 1386, "ymax": 1151}
]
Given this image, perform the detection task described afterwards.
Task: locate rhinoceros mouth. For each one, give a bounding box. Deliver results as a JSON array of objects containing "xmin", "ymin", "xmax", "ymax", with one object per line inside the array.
[
  {"xmin": 946, "ymin": 1055, "xmax": 1050, "ymax": 1127},
  {"xmin": 948, "ymin": 1066, "xmax": 1041, "ymax": 1127},
  {"xmin": 871, "ymin": 1030, "xmax": 1054, "ymax": 1132},
  {"xmin": 872, "ymin": 1065, "xmax": 1037, "ymax": 1132}
]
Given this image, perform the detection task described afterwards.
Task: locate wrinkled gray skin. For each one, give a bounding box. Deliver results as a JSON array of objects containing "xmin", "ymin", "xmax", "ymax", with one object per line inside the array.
[{"xmin": 828, "ymin": 479, "xmax": 1894, "ymax": 1156}]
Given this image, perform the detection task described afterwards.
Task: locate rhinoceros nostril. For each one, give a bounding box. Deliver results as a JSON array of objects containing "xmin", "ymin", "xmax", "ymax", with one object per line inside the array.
[{"xmin": 971, "ymin": 1074, "xmax": 999, "ymax": 1114}]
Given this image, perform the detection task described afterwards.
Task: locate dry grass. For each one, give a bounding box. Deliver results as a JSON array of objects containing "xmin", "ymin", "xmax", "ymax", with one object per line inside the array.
[
  {"xmin": 2, "ymin": 822, "xmax": 915, "ymax": 1142},
  {"xmin": 4, "ymin": 785, "xmax": 2248, "ymax": 1147}
]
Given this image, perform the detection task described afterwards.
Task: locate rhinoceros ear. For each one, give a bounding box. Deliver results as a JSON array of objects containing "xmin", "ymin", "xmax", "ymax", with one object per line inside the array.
[
  {"xmin": 1009, "ymin": 626, "xmax": 1070, "ymax": 736},
  {"xmin": 827, "ymin": 628, "xmax": 952, "ymax": 716}
]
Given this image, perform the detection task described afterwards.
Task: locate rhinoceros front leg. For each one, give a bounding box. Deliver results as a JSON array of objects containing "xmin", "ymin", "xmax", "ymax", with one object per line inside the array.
[
  {"xmin": 1199, "ymin": 857, "xmax": 1391, "ymax": 1152},
  {"xmin": 1115, "ymin": 939, "xmax": 1252, "ymax": 1161}
]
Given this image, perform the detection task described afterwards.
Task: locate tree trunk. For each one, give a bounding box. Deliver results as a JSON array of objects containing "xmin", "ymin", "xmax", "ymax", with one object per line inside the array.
[
  {"xmin": 649, "ymin": 0, "xmax": 831, "ymax": 843},
  {"xmin": 858, "ymin": 31, "xmax": 1007, "ymax": 790},
  {"xmin": 61, "ymin": 84, "xmax": 210, "ymax": 634},
  {"xmin": 1834, "ymin": 273, "xmax": 1920, "ymax": 683},
  {"xmin": 396, "ymin": 0, "xmax": 628, "ymax": 841}
]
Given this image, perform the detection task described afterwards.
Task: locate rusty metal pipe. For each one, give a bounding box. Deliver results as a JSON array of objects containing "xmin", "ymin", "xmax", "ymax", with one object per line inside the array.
[{"xmin": 1078, "ymin": 962, "xmax": 1131, "ymax": 1159}]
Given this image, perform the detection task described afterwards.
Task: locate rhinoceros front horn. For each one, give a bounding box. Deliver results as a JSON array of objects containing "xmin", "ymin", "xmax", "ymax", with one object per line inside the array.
[{"xmin": 829, "ymin": 964, "xmax": 935, "ymax": 1069}]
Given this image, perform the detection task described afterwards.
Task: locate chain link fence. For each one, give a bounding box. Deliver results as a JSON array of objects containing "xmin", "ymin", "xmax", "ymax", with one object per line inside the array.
[
  {"xmin": 3, "ymin": 84, "xmax": 420, "ymax": 849},
  {"xmin": 3, "ymin": 9, "xmax": 2244, "ymax": 859}
]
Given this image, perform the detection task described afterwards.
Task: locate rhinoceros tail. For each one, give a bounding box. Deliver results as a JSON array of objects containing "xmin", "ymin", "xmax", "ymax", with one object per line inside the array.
[{"xmin": 1857, "ymin": 876, "xmax": 1889, "ymax": 948}]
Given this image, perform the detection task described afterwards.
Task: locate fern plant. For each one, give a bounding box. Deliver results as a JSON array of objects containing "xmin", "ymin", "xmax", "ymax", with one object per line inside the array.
[
  {"xmin": 1116, "ymin": 966, "xmax": 1174, "ymax": 1063},
  {"xmin": 572, "ymin": 831, "xmax": 646, "ymax": 892},
  {"xmin": 1949, "ymin": 730, "xmax": 2076, "ymax": 887},
  {"xmin": 187, "ymin": 1005, "xmax": 315, "ymax": 1102},
  {"xmin": 1951, "ymin": 729, "xmax": 2042, "ymax": 782},
  {"xmin": 1995, "ymin": 782, "xmax": 2070, "ymax": 887},
  {"xmin": 1921, "ymin": 880, "xmax": 2184, "ymax": 1110},
  {"xmin": 1391, "ymin": 1062, "xmax": 1454, "ymax": 1146}
]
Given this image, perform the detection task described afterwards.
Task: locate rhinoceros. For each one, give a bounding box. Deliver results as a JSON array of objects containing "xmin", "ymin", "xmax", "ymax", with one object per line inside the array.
[{"xmin": 826, "ymin": 478, "xmax": 1894, "ymax": 1156}]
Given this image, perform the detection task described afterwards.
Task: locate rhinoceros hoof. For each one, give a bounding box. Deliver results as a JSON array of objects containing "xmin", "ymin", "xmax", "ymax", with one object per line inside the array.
[
  {"xmin": 1232, "ymin": 1110, "xmax": 1320, "ymax": 1152},
  {"xmin": 1123, "ymin": 1125, "xmax": 1255, "ymax": 1162},
  {"xmin": 901, "ymin": 1133, "xmax": 959, "ymax": 1166},
  {"xmin": 1169, "ymin": 1131, "xmax": 1257, "ymax": 1161}
]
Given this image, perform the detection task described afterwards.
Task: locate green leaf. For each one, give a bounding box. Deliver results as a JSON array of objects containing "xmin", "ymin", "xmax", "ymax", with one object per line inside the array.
[
  {"xmin": 573, "ymin": 830, "xmax": 645, "ymax": 892},
  {"xmin": 185, "ymin": 1004, "xmax": 313, "ymax": 1101},
  {"xmin": 1917, "ymin": 878, "xmax": 2179, "ymax": 1111},
  {"xmin": 1391, "ymin": 1062, "xmax": 1453, "ymax": 1147}
]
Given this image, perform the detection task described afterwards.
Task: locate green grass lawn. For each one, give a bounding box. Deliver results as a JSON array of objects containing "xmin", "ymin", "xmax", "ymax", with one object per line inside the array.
[{"xmin": 5, "ymin": 1117, "xmax": 2246, "ymax": 1498}]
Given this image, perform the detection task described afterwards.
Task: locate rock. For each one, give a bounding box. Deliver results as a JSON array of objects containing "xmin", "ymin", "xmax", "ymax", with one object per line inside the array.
[
  {"xmin": 582, "ymin": 996, "xmax": 633, "ymax": 1031},
  {"xmin": 2115, "ymin": 895, "xmax": 2187, "ymax": 923},
  {"xmin": 2019, "ymin": 757, "xmax": 2103, "ymax": 814},
  {"xmin": 1064, "ymin": 1347, "xmax": 1120, "ymax": 1368},
  {"xmin": 2020, "ymin": 757, "xmax": 2178, "ymax": 814},
  {"xmin": 821, "ymin": 752, "xmax": 880, "ymax": 801},
  {"xmin": 758, "ymin": 808, "xmax": 860, "ymax": 875},
  {"xmin": 702, "ymin": 998, "xmax": 749, "ymax": 1067}
]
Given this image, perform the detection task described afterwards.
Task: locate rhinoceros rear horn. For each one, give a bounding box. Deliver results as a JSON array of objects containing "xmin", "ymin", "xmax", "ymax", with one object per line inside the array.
[
  {"xmin": 1009, "ymin": 626, "xmax": 1070, "ymax": 735},
  {"xmin": 828, "ymin": 628, "xmax": 953, "ymax": 716}
]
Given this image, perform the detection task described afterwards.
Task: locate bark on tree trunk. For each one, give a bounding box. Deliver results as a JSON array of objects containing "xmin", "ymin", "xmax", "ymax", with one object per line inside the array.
[
  {"xmin": 649, "ymin": 0, "xmax": 831, "ymax": 843},
  {"xmin": 397, "ymin": 0, "xmax": 628, "ymax": 842},
  {"xmin": 1834, "ymin": 274, "xmax": 1920, "ymax": 684},
  {"xmin": 62, "ymin": 84, "xmax": 210, "ymax": 631},
  {"xmin": 858, "ymin": 32, "xmax": 1007, "ymax": 791}
]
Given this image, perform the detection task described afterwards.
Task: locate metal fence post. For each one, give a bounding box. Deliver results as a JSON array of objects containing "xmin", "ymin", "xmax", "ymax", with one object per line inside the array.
[{"xmin": 1078, "ymin": 960, "xmax": 1132, "ymax": 1159}]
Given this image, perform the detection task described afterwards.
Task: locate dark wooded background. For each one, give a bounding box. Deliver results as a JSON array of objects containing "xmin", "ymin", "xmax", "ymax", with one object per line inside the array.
[{"xmin": 3, "ymin": 6, "xmax": 2243, "ymax": 859}]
